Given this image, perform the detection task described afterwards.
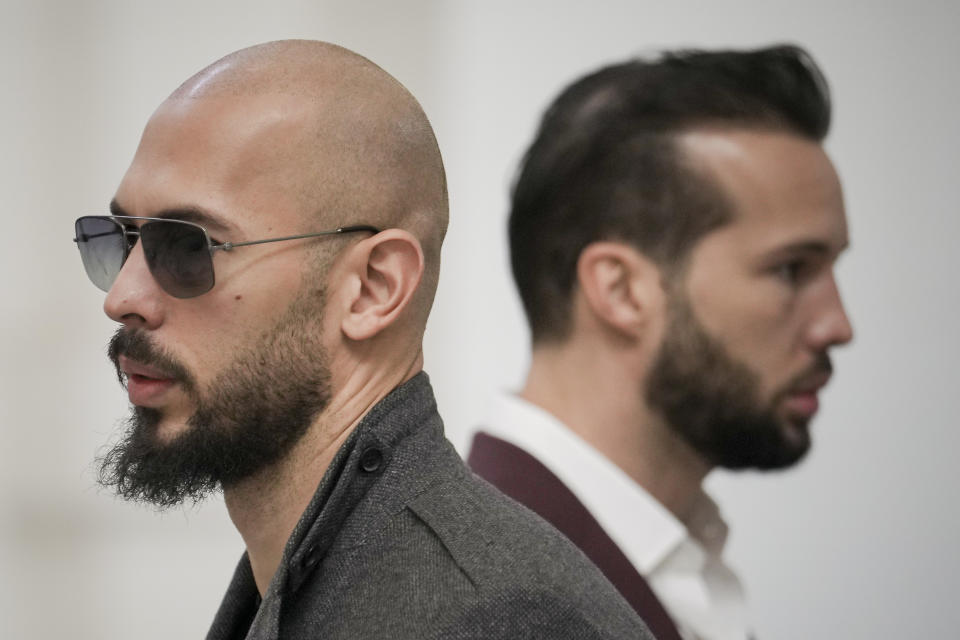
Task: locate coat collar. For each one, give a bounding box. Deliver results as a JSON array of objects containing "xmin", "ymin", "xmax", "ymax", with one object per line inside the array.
[{"xmin": 208, "ymin": 372, "xmax": 438, "ymax": 640}]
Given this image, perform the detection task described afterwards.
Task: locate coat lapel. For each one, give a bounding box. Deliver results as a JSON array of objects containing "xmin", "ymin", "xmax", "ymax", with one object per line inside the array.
[{"xmin": 468, "ymin": 431, "xmax": 683, "ymax": 640}]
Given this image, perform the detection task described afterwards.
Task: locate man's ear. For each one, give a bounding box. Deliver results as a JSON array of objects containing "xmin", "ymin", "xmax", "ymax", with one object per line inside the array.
[
  {"xmin": 341, "ymin": 229, "xmax": 424, "ymax": 341},
  {"xmin": 576, "ymin": 242, "xmax": 662, "ymax": 337}
]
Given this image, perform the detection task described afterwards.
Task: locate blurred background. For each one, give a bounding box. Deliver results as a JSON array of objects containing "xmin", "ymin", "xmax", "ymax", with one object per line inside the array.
[{"xmin": 2, "ymin": 0, "xmax": 958, "ymax": 637}]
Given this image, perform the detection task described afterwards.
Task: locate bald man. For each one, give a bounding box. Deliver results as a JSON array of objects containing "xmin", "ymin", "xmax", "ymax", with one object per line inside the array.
[{"xmin": 73, "ymin": 41, "xmax": 651, "ymax": 639}]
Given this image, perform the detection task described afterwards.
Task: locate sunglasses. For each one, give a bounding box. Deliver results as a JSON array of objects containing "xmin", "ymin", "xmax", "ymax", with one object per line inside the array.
[{"xmin": 74, "ymin": 215, "xmax": 380, "ymax": 299}]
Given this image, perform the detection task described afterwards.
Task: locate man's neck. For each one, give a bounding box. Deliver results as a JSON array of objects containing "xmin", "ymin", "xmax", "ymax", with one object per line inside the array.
[
  {"xmin": 521, "ymin": 343, "xmax": 712, "ymax": 522},
  {"xmin": 223, "ymin": 354, "xmax": 424, "ymax": 596},
  {"xmin": 222, "ymin": 414, "xmax": 356, "ymax": 596}
]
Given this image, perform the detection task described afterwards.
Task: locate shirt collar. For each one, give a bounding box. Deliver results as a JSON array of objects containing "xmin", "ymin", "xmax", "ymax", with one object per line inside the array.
[{"xmin": 482, "ymin": 392, "xmax": 728, "ymax": 573}]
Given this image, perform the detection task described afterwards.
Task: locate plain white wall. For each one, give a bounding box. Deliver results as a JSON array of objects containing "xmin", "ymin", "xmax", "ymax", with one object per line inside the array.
[{"xmin": 1, "ymin": 1, "xmax": 957, "ymax": 638}]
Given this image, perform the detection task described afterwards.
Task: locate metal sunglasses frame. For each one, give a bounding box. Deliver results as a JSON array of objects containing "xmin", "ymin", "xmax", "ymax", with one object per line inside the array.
[
  {"xmin": 74, "ymin": 215, "xmax": 380, "ymax": 253},
  {"xmin": 74, "ymin": 215, "xmax": 380, "ymax": 296}
]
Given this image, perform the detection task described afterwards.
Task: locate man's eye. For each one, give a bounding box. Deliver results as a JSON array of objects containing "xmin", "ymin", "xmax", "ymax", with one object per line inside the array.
[{"xmin": 774, "ymin": 260, "xmax": 805, "ymax": 284}]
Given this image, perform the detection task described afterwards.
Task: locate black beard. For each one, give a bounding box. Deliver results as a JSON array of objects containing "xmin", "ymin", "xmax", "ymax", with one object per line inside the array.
[
  {"xmin": 98, "ymin": 286, "xmax": 331, "ymax": 508},
  {"xmin": 646, "ymin": 292, "xmax": 830, "ymax": 471}
]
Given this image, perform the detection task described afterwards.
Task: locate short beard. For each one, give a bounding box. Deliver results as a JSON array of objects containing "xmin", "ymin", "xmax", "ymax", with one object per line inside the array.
[
  {"xmin": 646, "ymin": 291, "xmax": 829, "ymax": 471},
  {"xmin": 98, "ymin": 285, "xmax": 331, "ymax": 508}
]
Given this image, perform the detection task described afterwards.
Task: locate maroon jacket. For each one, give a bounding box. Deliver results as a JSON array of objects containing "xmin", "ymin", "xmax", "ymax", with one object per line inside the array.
[{"xmin": 468, "ymin": 431, "xmax": 683, "ymax": 640}]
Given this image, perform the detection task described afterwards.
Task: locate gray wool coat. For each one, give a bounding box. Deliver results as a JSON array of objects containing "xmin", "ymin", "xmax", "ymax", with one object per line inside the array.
[{"xmin": 206, "ymin": 373, "xmax": 654, "ymax": 640}]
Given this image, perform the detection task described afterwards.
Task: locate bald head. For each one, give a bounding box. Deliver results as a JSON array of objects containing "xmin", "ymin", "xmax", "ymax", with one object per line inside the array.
[{"xmin": 153, "ymin": 40, "xmax": 448, "ymax": 316}]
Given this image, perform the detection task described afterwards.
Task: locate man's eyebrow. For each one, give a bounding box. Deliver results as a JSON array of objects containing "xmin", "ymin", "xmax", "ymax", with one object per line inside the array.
[
  {"xmin": 109, "ymin": 198, "xmax": 233, "ymax": 234},
  {"xmin": 109, "ymin": 199, "xmax": 127, "ymax": 217},
  {"xmin": 766, "ymin": 238, "xmax": 850, "ymax": 260}
]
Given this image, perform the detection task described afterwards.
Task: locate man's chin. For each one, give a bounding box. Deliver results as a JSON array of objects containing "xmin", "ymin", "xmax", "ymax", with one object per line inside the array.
[
  {"xmin": 98, "ymin": 408, "xmax": 219, "ymax": 508},
  {"xmin": 153, "ymin": 418, "xmax": 195, "ymax": 446},
  {"xmin": 749, "ymin": 416, "xmax": 811, "ymax": 470},
  {"xmin": 131, "ymin": 405, "xmax": 193, "ymax": 445},
  {"xmin": 778, "ymin": 400, "xmax": 815, "ymax": 442}
]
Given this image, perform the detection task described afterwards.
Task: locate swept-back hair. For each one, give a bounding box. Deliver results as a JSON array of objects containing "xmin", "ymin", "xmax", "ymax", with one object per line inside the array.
[{"xmin": 509, "ymin": 44, "xmax": 831, "ymax": 343}]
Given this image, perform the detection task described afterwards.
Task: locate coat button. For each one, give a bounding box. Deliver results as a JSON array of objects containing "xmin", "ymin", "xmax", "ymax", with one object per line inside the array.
[
  {"xmin": 300, "ymin": 545, "xmax": 320, "ymax": 572},
  {"xmin": 359, "ymin": 447, "xmax": 383, "ymax": 473}
]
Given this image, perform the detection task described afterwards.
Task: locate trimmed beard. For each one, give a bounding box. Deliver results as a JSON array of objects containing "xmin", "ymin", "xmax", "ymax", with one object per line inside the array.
[
  {"xmin": 645, "ymin": 290, "xmax": 830, "ymax": 470},
  {"xmin": 98, "ymin": 284, "xmax": 331, "ymax": 508}
]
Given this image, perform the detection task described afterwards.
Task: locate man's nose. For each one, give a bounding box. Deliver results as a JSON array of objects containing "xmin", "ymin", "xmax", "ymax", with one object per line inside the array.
[
  {"xmin": 103, "ymin": 241, "xmax": 166, "ymax": 330},
  {"xmin": 806, "ymin": 275, "xmax": 854, "ymax": 352}
]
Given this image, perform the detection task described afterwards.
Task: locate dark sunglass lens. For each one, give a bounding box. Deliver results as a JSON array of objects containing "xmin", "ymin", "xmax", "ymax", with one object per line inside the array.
[
  {"xmin": 140, "ymin": 221, "xmax": 215, "ymax": 298},
  {"xmin": 75, "ymin": 217, "xmax": 127, "ymax": 292}
]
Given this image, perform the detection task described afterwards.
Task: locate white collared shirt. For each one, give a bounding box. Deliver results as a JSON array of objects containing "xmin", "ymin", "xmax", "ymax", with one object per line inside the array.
[{"xmin": 480, "ymin": 393, "xmax": 750, "ymax": 640}]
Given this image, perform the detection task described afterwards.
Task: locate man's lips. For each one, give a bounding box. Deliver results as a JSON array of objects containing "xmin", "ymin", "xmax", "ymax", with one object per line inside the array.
[
  {"xmin": 118, "ymin": 355, "xmax": 178, "ymax": 406},
  {"xmin": 783, "ymin": 391, "xmax": 819, "ymax": 418},
  {"xmin": 782, "ymin": 370, "xmax": 832, "ymax": 419},
  {"xmin": 792, "ymin": 370, "xmax": 832, "ymax": 394}
]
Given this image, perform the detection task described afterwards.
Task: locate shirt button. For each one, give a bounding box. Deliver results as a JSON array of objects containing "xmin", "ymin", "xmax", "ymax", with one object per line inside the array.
[{"xmin": 359, "ymin": 447, "xmax": 383, "ymax": 473}]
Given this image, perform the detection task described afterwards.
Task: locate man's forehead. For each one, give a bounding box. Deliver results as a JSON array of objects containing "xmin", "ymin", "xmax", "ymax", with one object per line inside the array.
[
  {"xmin": 679, "ymin": 127, "xmax": 848, "ymax": 252},
  {"xmin": 113, "ymin": 93, "xmax": 323, "ymax": 233},
  {"xmin": 147, "ymin": 92, "xmax": 316, "ymax": 148},
  {"xmin": 677, "ymin": 127, "xmax": 835, "ymax": 181}
]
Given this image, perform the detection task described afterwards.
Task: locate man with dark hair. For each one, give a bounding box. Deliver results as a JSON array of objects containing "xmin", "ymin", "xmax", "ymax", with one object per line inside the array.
[
  {"xmin": 74, "ymin": 40, "xmax": 652, "ymax": 640},
  {"xmin": 469, "ymin": 44, "xmax": 853, "ymax": 640}
]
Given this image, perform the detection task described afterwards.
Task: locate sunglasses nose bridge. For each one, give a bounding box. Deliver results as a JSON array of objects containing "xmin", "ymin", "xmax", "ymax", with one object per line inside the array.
[{"xmin": 122, "ymin": 227, "xmax": 140, "ymax": 251}]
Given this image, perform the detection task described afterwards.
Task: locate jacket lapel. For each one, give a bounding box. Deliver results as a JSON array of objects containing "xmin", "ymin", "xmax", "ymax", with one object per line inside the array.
[{"xmin": 468, "ymin": 431, "xmax": 683, "ymax": 640}]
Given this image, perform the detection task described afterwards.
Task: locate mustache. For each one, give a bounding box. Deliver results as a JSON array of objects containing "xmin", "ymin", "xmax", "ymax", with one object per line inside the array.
[
  {"xmin": 108, "ymin": 328, "xmax": 195, "ymax": 390},
  {"xmin": 785, "ymin": 353, "xmax": 833, "ymax": 393}
]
